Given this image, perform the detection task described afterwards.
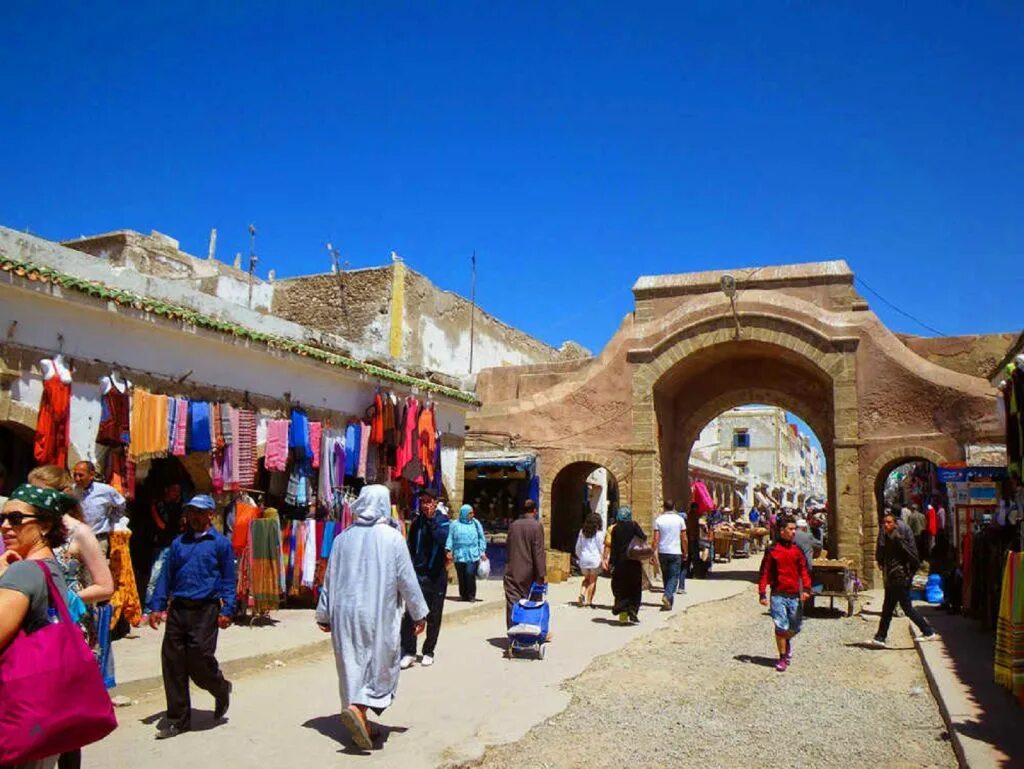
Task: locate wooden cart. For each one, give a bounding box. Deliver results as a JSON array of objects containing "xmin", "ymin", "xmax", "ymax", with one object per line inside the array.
[
  {"xmin": 713, "ymin": 529, "xmax": 734, "ymax": 562},
  {"xmin": 809, "ymin": 559, "xmax": 859, "ymax": 616}
]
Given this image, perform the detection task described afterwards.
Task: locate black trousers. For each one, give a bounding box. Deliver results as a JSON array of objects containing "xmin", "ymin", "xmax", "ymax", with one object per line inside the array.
[
  {"xmin": 876, "ymin": 583, "xmax": 934, "ymax": 641},
  {"xmin": 401, "ymin": 574, "xmax": 447, "ymax": 657},
  {"xmin": 161, "ymin": 601, "xmax": 230, "ymax": 727},
  {"xmin": 454, "ymin": 561, "xmax": 479, "ymax": 601}
]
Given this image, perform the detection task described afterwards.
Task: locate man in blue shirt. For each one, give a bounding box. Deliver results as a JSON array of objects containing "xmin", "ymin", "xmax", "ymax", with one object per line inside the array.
[{"xmin": 149, "ymin": 494, "xmax": 236, "ymax": 739}]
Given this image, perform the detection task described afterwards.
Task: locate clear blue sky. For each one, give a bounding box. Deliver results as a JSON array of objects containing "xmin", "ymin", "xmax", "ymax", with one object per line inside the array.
[{"xmin": 2, "ymin": 3, "xmax": 1021, "ymax": 356}]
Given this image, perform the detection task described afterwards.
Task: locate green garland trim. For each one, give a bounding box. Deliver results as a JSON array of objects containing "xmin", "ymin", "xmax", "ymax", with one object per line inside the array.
[{"xmin": 0, "ymin": 255, "xmax": 478, "ymax": 405}]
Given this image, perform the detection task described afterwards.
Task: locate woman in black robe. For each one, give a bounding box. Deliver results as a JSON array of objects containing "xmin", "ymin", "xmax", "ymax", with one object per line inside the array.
[{"xmin": 603, "ymin": 506, "xmax": 646, "ymax": 625}]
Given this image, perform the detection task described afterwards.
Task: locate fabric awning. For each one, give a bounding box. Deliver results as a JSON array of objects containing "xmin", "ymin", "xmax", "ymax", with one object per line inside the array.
[
  {"xmin": 464, "ymin": 454, "xmax": 536, "ymax": 473},
  {"xmin": 755, "ymin": 491, "xmax": 776, "ymax": 509}
]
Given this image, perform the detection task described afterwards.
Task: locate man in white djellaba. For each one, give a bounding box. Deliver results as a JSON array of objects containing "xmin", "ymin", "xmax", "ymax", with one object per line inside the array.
[{"xmin": 316, "ymin": 484, "xmax": 429, "ymax": 750}]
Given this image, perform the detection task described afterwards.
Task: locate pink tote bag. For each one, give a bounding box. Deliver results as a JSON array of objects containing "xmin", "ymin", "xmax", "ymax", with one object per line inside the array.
[{"xmin": 0, "ymin": 562, "xmax": 117, "ymax": 764}]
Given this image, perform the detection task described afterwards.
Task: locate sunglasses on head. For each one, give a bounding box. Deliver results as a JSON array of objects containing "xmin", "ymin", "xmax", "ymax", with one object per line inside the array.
[{"xmin": 0, "ymin": 512, "xmax": 40, "ymax": 527}]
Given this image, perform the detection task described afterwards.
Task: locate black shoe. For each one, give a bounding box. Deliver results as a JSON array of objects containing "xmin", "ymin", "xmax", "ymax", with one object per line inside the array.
[
  {"xmin": 214, "ymin": 681, "xmax": 232, "ymax": 720},
  {"xmin": 156, "ymin": 723, "xmax": 190, "ymax": 740}
]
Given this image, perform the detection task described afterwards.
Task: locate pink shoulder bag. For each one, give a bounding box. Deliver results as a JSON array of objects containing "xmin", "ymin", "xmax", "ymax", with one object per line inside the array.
[{"xmin": 0, "ymin": 561, "xmax": 117, "ymax": 764}]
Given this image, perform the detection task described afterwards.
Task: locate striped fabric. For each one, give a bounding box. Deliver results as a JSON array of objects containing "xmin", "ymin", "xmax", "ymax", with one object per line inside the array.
[
  {"xmin": 995, "ymin": 552, "xmax": 1024, "ymax": 702},
  {"xmin": 237, "ymin": 409, "xmax": 257, "ymax": 487}
]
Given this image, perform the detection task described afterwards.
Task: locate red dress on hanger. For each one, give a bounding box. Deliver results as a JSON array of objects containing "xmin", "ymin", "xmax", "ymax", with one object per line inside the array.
[{"xmin": 34, "ymin": 372, "xmax": 72, "ymax": 467}]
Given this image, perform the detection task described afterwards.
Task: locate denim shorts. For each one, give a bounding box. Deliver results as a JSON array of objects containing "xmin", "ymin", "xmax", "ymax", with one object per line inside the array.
[{"xmin": 770, "ymin": 594, "xmax": 803, "ymax": 635}]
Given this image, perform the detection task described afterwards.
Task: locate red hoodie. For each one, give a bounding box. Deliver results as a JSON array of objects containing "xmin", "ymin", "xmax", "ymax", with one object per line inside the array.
[{"xmin": 759, "ymin": 539, "xmax": 811, "ymax": 598}]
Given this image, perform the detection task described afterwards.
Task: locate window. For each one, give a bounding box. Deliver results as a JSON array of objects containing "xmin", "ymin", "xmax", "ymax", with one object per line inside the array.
[
  {"xmin": 732, "ymin": 430, "xmax": 750, "ymax": 449},
  {"xmin": 735, "ymin": 461, "xmax": 749, "ymax": 475}
]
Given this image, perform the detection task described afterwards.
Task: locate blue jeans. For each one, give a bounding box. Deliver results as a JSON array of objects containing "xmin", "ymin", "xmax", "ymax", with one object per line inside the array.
[
  {"xmin": 770, "ymin": 594, "xmax": 803, "ymax": 636},
  {"xmin": 659, "ymin": 554, "xmax": 682, "ymax": 607}
]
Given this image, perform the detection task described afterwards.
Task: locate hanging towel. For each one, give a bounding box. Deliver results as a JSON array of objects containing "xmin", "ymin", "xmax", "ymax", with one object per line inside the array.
[
  {"xmin": 345, "ymin": 422, "xmax": 360, "ymax": 477},
  {"xmin": 250, "ymin": 517, "xmax": 282, "ymax": 614},
  {"xmin": 302, "ymin": 520, "xmax": 317, "ymax": 588},
  {"xmin": 309, "ymin": 422, "xmax": 323, "ymax": 469},
  {"xmin": 171, "ymin": 398, "xmax": 188, "ymax": 456},
  {"xmin": 221, "ymin": 403, "xmax": 234, "ymax": 446},
  {"xmin": 129, "ymin": 390, "xmax": 170, "ymax": 462},
  {"xmin": 358, "ymin": 421, "xmax": 370, "ymax": 479},
  {"xmin": 320, "ymin": 521, "xmax": 336, "ymax": 559},
  {"xmin": 188, "ymin": 401, "xmax": 212, "ymax": 453},
  {"xmin": 266, "ymin": 419, "xmax": 290, "ymax": 472},
  {"xmin": 237, "ymin": 409, "xmax": 258, "ymax": 486}
]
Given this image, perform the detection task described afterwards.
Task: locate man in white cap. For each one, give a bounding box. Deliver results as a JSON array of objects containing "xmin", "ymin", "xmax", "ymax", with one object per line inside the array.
[
  {"xmin": 316, "ymin": 485, "xmax": 428, "ymax": 750},
  {"xmin": 149, "ymin": 494, "xmax": 235, "ymax": 739},
  {"xmin": 793, "ymin": 518, "xmax": 815, "ymax": 576}
]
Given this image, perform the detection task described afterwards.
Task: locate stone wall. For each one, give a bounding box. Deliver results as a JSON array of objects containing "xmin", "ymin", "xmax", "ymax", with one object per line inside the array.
[
  {"xmin": 896, "ymin": 333, "xmax": 1016, "ymax": 379},
  {"xmin": 272, "ymin": 268, "xmax": 394, "ymax": 357}
]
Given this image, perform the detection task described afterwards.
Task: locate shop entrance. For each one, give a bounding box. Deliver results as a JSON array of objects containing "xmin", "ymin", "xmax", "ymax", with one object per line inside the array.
[
  {"xmin": 0, "ymin": 421, "xmax": 34, "ymax": 493},
  {"xmin": 549, "ymin": 462, "xmax": 619, "ymax": 552}
]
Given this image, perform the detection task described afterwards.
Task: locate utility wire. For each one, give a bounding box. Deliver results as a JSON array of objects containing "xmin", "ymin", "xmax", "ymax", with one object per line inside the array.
[{"xmin": 854, "ymin": 277, "xmax": 946, "ymax": 337}]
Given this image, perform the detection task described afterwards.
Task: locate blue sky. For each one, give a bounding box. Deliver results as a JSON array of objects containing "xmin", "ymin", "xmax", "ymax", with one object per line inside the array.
[{"xmin": 2, "ymin": 3, "xmax": 1021, "ymax": 359}]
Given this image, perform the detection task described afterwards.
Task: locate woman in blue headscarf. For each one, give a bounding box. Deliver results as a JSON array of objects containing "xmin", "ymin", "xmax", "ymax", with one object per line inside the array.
[
  {"xmin": 446, "ymin": 504, "xmax": 488, "ymax": 601},
  {"xmin": 601, "ymin": 506, "xmax": 648, "ymax": 625}
]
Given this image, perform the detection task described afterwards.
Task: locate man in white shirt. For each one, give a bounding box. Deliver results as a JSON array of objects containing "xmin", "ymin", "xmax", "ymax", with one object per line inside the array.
[
  {"xmin": 651, "ymin": 500, "xmax": 688, "ymax": 610},
  {"xmin": 73, "ymin": 460, "xmax": 126, "ymax": 556}
]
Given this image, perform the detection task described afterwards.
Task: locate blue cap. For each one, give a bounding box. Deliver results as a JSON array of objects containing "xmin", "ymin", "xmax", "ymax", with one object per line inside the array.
[{"xmin": 185, "ymin": 494, "xmax": 216, "ymax": 511}]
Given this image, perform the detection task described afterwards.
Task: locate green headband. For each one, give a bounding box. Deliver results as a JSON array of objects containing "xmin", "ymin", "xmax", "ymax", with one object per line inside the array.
[{"xmin": 9, "ymin": 484, "xmax": 77, "ymax": 516}]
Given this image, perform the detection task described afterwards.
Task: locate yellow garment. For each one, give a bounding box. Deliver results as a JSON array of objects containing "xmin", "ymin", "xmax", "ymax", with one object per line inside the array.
[
  {"xmin": 108, "ymin": 530, "xmax": 142, "ymax": 629},
  {"xmin": 128, "ymin": 389, "xmax": 170, "ymax": 461}
]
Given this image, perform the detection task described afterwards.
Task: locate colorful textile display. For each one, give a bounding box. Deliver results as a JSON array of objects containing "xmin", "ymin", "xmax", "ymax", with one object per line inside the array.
[
  {"xmin": 129, "ymin": 389, "xmax": 170, "ymax": 462},
  {"xmin": 250, "ymin": 517, "xmax": 282, "ymax": 613},
  {"xmin": 34, "ymin": 363, "xmax": 72, "ymax": 467},
  {"xmin": 266, "ymin": 419, "xmax": 290, "ymax": 472},
  {"xmin": 995, "ymin": 551, "xmax": 1024, "ymax": 702},
  {"xmin": 108, "ymin": 530, "xmax": 142, "ymax": 630},
  {"xmin": 237, "ymin": 409, "xmax": 258, "ymax": 487}
]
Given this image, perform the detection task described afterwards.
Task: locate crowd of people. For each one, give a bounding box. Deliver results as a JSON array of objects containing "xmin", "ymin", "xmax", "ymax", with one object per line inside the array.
[{"xmin": 1, "ymin": 462, "xmax": 947, "ymax": 760}]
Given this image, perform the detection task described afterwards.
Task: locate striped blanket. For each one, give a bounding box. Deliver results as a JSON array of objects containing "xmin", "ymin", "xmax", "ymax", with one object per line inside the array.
[{"xmin": 995, "ymin": 551, "xmax": 1024, "ymax": 702}]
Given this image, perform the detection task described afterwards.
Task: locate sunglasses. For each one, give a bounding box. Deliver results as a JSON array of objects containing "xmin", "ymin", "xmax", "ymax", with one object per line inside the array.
[{"xmin": 0, "ymin": 512, "xmax": 41, "ymax": 527}]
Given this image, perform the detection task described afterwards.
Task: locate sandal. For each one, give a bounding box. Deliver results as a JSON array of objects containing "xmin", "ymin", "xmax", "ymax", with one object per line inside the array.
[{"xmin": 341, "ymin": 707, "xmax": 373, "ymax": 750}]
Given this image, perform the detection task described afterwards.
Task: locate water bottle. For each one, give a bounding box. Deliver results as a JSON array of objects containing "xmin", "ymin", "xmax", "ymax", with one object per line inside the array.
[{"xmin": 47, "ymin": 607, "xmax": 59, "ymax": 624}]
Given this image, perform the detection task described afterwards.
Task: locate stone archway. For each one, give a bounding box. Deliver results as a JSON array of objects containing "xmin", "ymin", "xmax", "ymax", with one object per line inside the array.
[
  {"xmin": 549, "ymin": 461, "xmax": 620, "ymax": 551},
  {"xmin": 541, "ymin": 451, "xmax": 629, "ymax": 550},
  {"xmin": 470, "ymin": 260, "xmax": 1004, "ymax": 584},
  {"xmin": 629, "ymin": 317, "xmax": 855, "ymax": 557}
]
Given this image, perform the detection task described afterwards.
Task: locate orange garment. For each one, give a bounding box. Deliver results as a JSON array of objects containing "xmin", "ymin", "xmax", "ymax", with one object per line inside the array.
[
  {"xmin": 212, "ymin": 403, "xmax": 225, "ymax": 451},
  {"xmin": 108, "ymin": 530, "xmax": 142, "ymax": 629},
  {"xmin": 417, "ymin": 405, "xmax": 437, "ymax": 484},
  {"xmin": 34, "ymin": 374, "xmax": 71, "ymax": 467},
  {"xmin": 128, "ymin": 389, "xmax": 170, "ymax": 461},
  {"xmin": 370, "ymin": 393, "xmax": 385, "ymax": 444},
  {"xmin": 232, "ymin": 502, "xmax": 260, "ymax": 555}
]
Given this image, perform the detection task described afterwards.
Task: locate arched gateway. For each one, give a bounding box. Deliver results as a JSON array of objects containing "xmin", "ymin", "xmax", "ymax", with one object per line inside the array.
[{"xmin": 470, "ymin": 261, "xmax": 1004, "ymax": 585}]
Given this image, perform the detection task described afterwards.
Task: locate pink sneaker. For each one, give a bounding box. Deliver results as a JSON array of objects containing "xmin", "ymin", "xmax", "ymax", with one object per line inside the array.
[{"xmin": 775, "ymin": 658, "xmax": 789, "ymax": 672}]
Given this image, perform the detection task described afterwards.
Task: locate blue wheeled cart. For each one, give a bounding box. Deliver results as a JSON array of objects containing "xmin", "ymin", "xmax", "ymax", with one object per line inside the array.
[{"xmin": 506, "ymin": 582, "xmax": 550, "ymax": 660}]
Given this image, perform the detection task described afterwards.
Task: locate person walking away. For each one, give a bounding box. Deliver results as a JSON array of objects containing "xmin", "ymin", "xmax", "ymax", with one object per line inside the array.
[
  {"xmin": 675, "ymin": 505, "xmax": 688, "ymax": 592},
  {"xmin": 906, "ymin": 505, "xmax": 926, "ymax": 563},
  {"xmin": 446, "ymin": 505, "xmax": 487, "ymax": 601},
  {"xmin": 148, "ymin": 495, "xmax": 235, "ymax": 739},
  {"xmin": 503, "ymin": 500, "xmax": 546, "ymax": 628},
  {"xmin": 758, "ymin": 517, "xmax": 811, "ymax": 672},
  {"xmin": 316, "ymin": 485, "xmax": 428, "ymax": 751},
  {"xmin": 652, "ymin": 500, "xmax": 687, "ymax": 610},
  {"xmin": 400, "ymin": 490, "xmax": 449, "ymax": 669},
  {"xmin": 793, "ymin": 519, "xmax": 815, "ymax": 573},
  {"xmin": 872, "ymin": 511, "xmax": 937, "ymax": 648},
  {"xmin": 72, "ymin": 462, "xmax": 125, "ymax": 559},
  {"xmin": 603, "ymin": 507, "xmax": 647, "ymax": 625},
  {"xmin": 574, "ymin": 511, "xmax": 604, "ymax": 607},
  {"xmin": 0, "ymin": 484, "xmax": 78, "ymax": 769}
]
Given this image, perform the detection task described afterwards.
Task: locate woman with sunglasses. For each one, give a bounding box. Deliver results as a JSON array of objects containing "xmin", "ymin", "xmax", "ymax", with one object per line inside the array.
[{"xmin": 0, "ymin": 484, "xmax": 76, "ymax": 769}]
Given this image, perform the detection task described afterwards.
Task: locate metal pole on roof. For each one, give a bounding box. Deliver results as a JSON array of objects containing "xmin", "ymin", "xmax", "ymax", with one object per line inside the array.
[
  {"xmin": 326, "ymin": 242, "xmax": 351, "ymax": 330},
  {"xmin": 469, "ymin": 250, "xmax": 477, "ymax": 374},
  {"xmin": 247, "ymin": 224, "xmax": 258, "ymax": 309}
]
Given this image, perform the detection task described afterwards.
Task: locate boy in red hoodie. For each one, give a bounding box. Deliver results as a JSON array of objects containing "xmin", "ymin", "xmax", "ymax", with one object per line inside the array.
[{"xmin": 758, "ymin": 517, "xmax": 811, "ymax": 672}]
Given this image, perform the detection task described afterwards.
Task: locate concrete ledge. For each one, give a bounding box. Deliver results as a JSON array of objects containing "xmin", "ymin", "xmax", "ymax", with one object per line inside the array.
[{"xmin": 912, "ymin": 607, "xmax": 1024, "ymax": 768}]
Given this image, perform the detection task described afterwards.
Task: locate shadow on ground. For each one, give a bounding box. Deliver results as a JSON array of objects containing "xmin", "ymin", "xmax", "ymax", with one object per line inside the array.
[{"xmin": 302, "ymin": 714, "xmax": 408, "ymax": 755}]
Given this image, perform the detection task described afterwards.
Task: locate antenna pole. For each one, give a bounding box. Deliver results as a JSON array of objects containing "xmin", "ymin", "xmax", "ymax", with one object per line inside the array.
[
  {"xmin": 469, "ymin": 250, "xmax": 477, "ymax": 374},
  {"xmin": 247, "ymin": 224, "xmax": 258, "ymax": 309}
]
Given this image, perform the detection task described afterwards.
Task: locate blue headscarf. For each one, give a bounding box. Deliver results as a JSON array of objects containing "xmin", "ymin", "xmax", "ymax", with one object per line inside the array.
[
  {"xmin": 458, "ymin": 504, "xmax": 473, "ymax": 523},
  {"xmin": 616, "ymin": 506, "xmax": 633, "ymax": 523}
]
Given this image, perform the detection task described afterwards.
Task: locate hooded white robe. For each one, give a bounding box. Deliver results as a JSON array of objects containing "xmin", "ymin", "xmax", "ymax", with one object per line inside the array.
[{"xmin": 316, "ymin": 485, "xmax": 428, "ymax": 711}]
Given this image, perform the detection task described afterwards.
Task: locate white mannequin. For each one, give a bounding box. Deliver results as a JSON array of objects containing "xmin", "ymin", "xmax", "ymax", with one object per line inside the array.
[
  {"xmin": 101, "ymin": 371, "xmax": 131, "ymax": 395},
  {"xmin": 41, "ymin": 355, "xmax": 72, "ymax": 384}
]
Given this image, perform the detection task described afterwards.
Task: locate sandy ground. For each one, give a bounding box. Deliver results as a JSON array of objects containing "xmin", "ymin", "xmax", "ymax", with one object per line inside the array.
[
  {"xmin": 467, "ymin": 583, "xmax": 957, "ymax": 769},
  {"xmin": 84, "ymin": 561, "xmax": 954, "ymax": 769}
]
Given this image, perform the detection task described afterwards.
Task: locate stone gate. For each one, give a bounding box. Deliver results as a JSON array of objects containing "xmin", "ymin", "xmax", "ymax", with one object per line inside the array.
[{"xmin": 469, "ymin": 261, "xmax": 1007, "ymax": 584}]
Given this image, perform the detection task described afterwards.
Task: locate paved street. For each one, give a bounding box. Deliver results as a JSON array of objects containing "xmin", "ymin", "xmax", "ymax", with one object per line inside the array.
[{"xmin": 85, "ymin": 562, "xmax": 954, "ymax": 769}]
